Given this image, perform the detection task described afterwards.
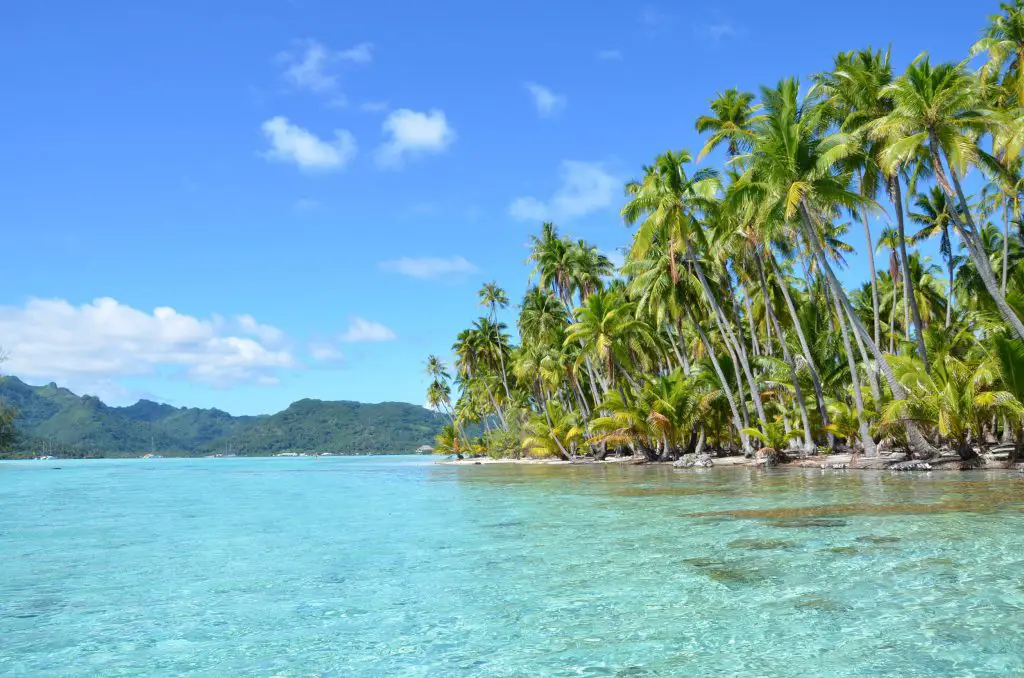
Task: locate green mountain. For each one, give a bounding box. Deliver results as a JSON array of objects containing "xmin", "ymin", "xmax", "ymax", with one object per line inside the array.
[{"xmin": 0, "ymin": 377, "xmax": 445, "ymax": 458}]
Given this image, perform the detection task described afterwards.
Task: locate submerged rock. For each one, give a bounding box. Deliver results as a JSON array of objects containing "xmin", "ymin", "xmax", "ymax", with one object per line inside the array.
[
  {"xmin": 855, "ymin": 535, "xmax": 901, "ymax": 544},
  {"xmin": 673, "ymin": 453, "xmax": 714, "ymax": 468},
  {"xmin": 727, "ymin": 538, "xmax": 796, "ymax": 550},
  {"xmin": 889, "ymin": 461, "xmax": 932, "ymax": 471},
  {"xmin": 767, "ymin": 517, "xmax": 848, "ymax": 528},
  {"xmin": 825, "ymin": 546, "xmax": 858, "ymax": 555}
]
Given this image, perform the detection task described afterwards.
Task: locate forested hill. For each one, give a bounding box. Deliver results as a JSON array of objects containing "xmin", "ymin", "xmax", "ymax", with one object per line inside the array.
[{"xmin": 0, "ymin": 377, "xmax": 444, "ymax": 458}]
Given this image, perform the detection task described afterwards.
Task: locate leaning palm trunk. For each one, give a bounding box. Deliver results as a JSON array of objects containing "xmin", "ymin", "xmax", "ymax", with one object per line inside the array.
[
  {"xmin": 846, "ymin": 304, "xmax": 882, "ymax": 403},
  {"xmin": 687, "ymin": 306, "xmax": 751, "ymax": 454},
  {"xmin": 688, "ymin": 245, "xmax": 769, "ymax": 426},
  {"xmin": 755, "ymin": 255, "xmax": 815, "ymax": 452},
  {"xmin": 830, "ymin": 284, "xmax": 877, "ymax": 456},
  {"xmin": 1003, "ymin": 205, "xmax": 1010, "ymax": 295},
  {"xmin": 891, "ymin": 176, "xmax": 930, "ymax": 371},
  {"xmin": 483, "ymin": 383, "xmax": 508, "ymax": 431},
  {"xmin": 945, "ymin": 225, "xmax": 954, "ymax": 329},
  {"xmin": 765, "ymin": 251, "xmax": 832, "ymax": 443},
  {"xmin": 798, "ymin": 201, "xmax": 937, "ymax": 458},
  {"xmin": 928, "ymin": 135, "xmax": 1024, "ymax": 343},
  {"xmin": 858, "ymin": 172, "xmax": 882, "ymax": 347}
]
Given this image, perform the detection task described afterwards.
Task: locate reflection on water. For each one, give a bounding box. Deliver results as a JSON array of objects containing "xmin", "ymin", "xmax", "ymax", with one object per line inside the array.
[{"xmin": 2, "ymin": 458, "xmax": 1024, "ymax": 676}]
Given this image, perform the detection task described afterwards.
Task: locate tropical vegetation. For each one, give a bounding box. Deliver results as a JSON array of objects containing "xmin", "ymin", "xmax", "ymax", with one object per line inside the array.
[{"xmin": 426, "ymin": 3, "xmax": 1024, "ymax": 465}]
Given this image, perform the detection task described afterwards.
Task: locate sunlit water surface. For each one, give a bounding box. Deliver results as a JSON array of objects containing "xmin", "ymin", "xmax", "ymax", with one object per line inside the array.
[{"xmin": 3, "ymin": 456, "xmax": 1024, "ymax": 676}]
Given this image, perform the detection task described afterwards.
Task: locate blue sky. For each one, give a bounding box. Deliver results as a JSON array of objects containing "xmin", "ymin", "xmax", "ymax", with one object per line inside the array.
[{"xmin": 0, "ymin": 0, "xmax": 988, "ymax": 414}]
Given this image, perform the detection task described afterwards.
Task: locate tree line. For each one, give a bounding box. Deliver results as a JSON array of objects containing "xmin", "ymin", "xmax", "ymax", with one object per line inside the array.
[{"xmin": 426, "ymin": 2, "xmax": 1024, "ymax": 465}]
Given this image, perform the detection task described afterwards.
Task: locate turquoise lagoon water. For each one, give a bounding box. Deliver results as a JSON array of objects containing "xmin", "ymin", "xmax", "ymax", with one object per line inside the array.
[{"xmin": 3, "ymin": 456, "xmax": 1024, "ymax": 676}]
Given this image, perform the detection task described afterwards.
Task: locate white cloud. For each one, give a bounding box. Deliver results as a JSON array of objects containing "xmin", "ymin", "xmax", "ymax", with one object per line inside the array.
[
  {"xmin": 339, "ymin": 42, "xmax": 373, "ymax": 63},
  {"xmin": 339, "ymin": 317, "xmax": 396, "ymax": 342},
  {"xmin": 524, "ymin": 82, "xmax": 566, "ymax": 117},
  {"xmin": 696, "ymin": 21, "xmax": 740, "ymax": 42},
  {"xmin": 308, "ymin": 342, "xmax": 343, "ymax": 361},
  {"xmin": 261, "ymin": 116, "xmax": 357, "ymax": 171},
  {"xmin": 379, "ymin": 256, "xmax": 480, "ymax": 280},
  {"xmin": 0, "ymin": 297, "xmax": 294, "ymax": 393},
  {"xmin": 375, "ymin": 109, "xmax": 455, "ymax": 168},
  {"xmin": 508, "ymin": 161, "xmax": 619, "ymax": 222},
  {"xmin": 279, "ymin": 39, "xmax": 372, "ymax": 93},
  {"xmin": 596, "ymin": 49, "xmax": 623, "ymax": 61},
  {"xmin": 237, "ymin": 314, "xmax": 286, "ymax": 345},
  {"xmin": 360, "ymin": 100, "xmax": 389, "ymax": 112}
]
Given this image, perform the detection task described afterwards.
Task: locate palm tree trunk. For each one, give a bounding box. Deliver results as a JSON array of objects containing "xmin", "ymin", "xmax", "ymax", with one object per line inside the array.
[
  {"xmin": 930, "ymin": 134, "xmax": 1024, "ymax": 343},
  {"xmin": 858, "ymin": 174, "xmax": 882, "ymax": 347},
  {"xmin": 496, "ymin": 348, "xmax": 512, "ymax": 400},
  {"xmin": 765, "ymin": 250, "xmax": 832, "ymax": 440},
  {"xmin": 743, "ymin": 291, "xmax": 760, "ymax": 357},
  {"xmin": 1003, "ymin": 204, "xmax": 1010, "ymax": 295},
  {"xmin": 799, "ymin": 201, "xmax": 938, "ymax": 458},
  {"xmin": 755, "ymin": 253, "xmax": 814, "ymax": 451},
  {"xmin": 483, "ymin": 382, "xmax": 508, "ymax": 431},
  {"xmin": 847, "ymin": 303, "xmax": 881, "ymax": 403},
  {"xmin": 689, "ymin": 246, "xmax": 768, "ymax": 426},
  {"xmin": 687, "ymin": 306, "xmax": 750, "ymax": 454},
  {"xmin": 829, "ymin": 285, "xmax": 877, "ymax": 456},
  {"xmin": 666, "ymin": 322, "xmax": 691, "ymax": 375},
  {"xmin": 892, "ymin": 177, "xmax": 930, "ymax": 371},
  {"xmin": 945, "ymin": 226, "xmax": 954, "ymax": 329},
  {"xmin": 888, "ymin": 285, "xmax": 897, "ymax": 353}
]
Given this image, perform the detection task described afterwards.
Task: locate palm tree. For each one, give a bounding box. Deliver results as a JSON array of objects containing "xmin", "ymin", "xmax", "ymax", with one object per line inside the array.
[
  {"xmin": 871, "ymin": 57, "xmax": 1024, "ymax": 344},
  {"xmin": 522, "ymin": 400, "xmax": 581, "ymax": 460},
  {"xmin": 695, "ymin": 88, "xmax": 764, "ymax": 161},
  {"xmin": 813, "ymin": 48, "xmax": 890, "ymax": 348},
  {"xmin": 472, "ymin": 317, "xmax": 514, "ymax": 404},
  {"xmin": 527, "ymin": 222, "xmax": 573, "ymax": 308},
  {"xmin": 817, "ymin": 47, "xmax": 930, "ymax": 368},
  {"xmin": 478, "ymin": 282, "xmax": 509, "ymax": 322},
  {"xmin": 972, "ymin": 1, "xmax": 1024, "ymax": 106},
  {"xmin": 623, "ymin": 151, "xmax": 769, "ymax": 431},
  {"xmin": 735, "ymin": 78, "xmax": 940, "ymax": 457},
  {"xmin": 518, "ymin": 287, "xmax": 568, "ymax": 346},
  {"xmin": 909, "ymin": 187, "xmax": 958, "ymax": 327},
  {"xmin": 432, "ymin": 423, "xmax": 464, "ymax": 459},
  {"xmin": 563, "ymin": 287, "xmax": 656, "ymax": 391},
  {"xmin": 882, "ymin": 354, "xmax": 1023, "ymax": 460}
]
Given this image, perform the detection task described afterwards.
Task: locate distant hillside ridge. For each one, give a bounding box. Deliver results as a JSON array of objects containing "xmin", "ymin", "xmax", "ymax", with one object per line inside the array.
[{"xmin": 0, "ymin": 376, "xmax": 445, "ymax": 458}]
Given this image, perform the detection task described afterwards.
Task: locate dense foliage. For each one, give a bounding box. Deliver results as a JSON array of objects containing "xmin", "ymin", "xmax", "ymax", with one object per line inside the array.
[
  {"xmin": 428, "ymin": 2, "xmax": 1024, "ymax": 464},
  {"xmin": 0, "ymin": 377, "xmax": 444, "ymax": 458}
]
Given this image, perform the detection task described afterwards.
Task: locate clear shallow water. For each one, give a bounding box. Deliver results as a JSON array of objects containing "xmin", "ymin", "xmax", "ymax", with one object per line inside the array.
[{"xmin": 2, "ymin": 457, "xmax": 1024, "ymax": 677}]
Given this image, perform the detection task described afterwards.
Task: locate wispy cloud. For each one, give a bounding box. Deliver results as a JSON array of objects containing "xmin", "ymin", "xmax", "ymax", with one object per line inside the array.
[
  {"xmin": 339, "ymin": 317, "xmax": 396, "ymax": 342},
  {"xmin": 278, "ymin": 39, "xmax": 372, "ymax": 94},
  {"xmin": 524, "ymin": 82, "xmax": 567, "ymax": 117},
  {"xmin": 379, "ymin": 256, "xmax": 480, "ymax": 280},
  {"xmin": 508, "ymin": 161, "xmax": 619, "ymax": 222},
  {"xmin": 596, "ymin": 49, "xmax": 623, "ymax": 61},
  {"xmin": 293, "ymin": 198, "xmax": 320, "ymax": 212},
  {"xmin": 694, "ymin": 19, "xmax": 744, "ymax": 43},
  {"xmin": 375, "ymin": 109, "xmax": 455, "ymax": 168},
  {"xmin": 308, "ymin": 341, "xmax": 343, "ymax": 361},
  {"xmin": 640, "ymin": 6, "xmax": 671, "ymax": 35},
  {"xmin": 360, "ymin": 100, "xmax": 389, "ymax": 113},
  {"xmin": 339, "ymin": 42, "xmax": 373, "ymax": 64},
  {"xmin": 260, "ymin": 116, "xmax": 357, "ymax": 171}
]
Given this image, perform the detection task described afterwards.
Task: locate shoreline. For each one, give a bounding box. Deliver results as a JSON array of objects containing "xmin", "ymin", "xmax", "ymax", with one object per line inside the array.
[{"xmin": 438, "ymin": 452, "xmax": 1024, "ymax": 473}]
